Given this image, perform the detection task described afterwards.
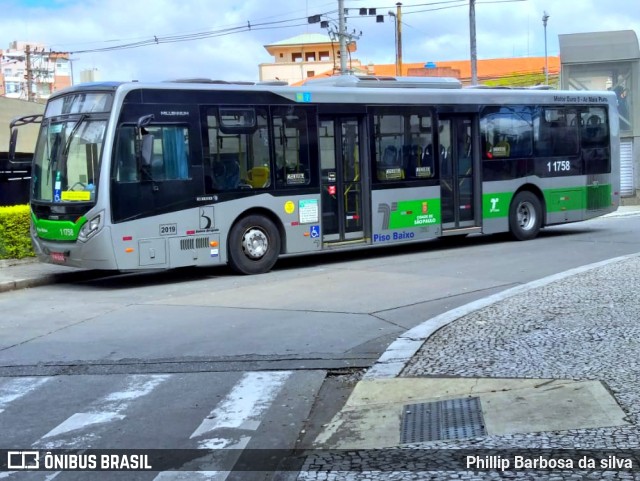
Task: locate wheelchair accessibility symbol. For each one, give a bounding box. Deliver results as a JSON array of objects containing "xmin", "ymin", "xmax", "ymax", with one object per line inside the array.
[{"xmin": 310, "ymin": 225, "xmax": 320, "ymax": 238}]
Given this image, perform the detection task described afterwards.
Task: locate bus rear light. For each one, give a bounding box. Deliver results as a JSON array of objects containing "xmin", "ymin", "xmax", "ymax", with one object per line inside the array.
[
  {"xmin": 123, "ymin": 236, "xmax": 133, "ymax": 241},
  {"xmin": 125, "ymin": 248, "xmax": 134, "ymax": 253},
  {"xmin": 78, "ymin": 211, "xmax": 104, "ymax": 242},
  {"xmin": 210, "ymin": 241, "xmax": 218, "ymax": 247}
]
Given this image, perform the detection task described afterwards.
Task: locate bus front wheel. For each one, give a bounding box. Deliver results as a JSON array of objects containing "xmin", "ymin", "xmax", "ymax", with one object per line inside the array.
[
  {"xmin": 509, "ymin": 191, "xmax": 542, "ymax": 241},
  {"xmin": 228, "ymin": 215, "xmax": 281, "ymax": 275}
]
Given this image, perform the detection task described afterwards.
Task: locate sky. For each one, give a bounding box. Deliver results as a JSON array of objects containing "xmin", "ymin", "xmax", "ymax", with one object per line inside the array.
[{"xmin": 1, "ymin": 0, "xmax": 639, "ymax": 84}]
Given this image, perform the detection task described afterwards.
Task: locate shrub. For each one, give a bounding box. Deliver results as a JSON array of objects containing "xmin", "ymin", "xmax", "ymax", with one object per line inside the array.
[{"xmin": 0, "ymin": 205, "xmax": 34, "ymax": 259}]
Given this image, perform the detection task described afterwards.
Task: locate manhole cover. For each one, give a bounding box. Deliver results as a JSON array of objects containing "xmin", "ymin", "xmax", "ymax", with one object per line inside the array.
[{"xmin": 400, "ymin": 396, "xmax": 486, "ymax": 443}]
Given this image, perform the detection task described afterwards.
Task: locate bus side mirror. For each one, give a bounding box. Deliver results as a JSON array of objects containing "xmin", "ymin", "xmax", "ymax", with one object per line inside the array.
[
  {"xmin": 135, "ymin": 114, "xmax": 155, "ymax": 171},
  {"xmin": 8, "ymin": 128, "xmax": 18, "ymax": 162},
  {"xmin": 140, "ymin": 134, "xmax": 154, "ymax": 167},
  {"xmin": 137, "ymin": 114, "xmax": 154, "ymax": 130}
]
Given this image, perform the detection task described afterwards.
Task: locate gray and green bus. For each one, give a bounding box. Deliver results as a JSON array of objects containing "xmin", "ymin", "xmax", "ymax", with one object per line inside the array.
[{"xmin": 10, "ymin": 75, "xmax": 619, "ymax": 274}]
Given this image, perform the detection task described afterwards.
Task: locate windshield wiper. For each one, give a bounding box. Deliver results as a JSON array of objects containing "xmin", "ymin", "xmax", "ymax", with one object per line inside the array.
[
  {"xmin": 46, "ymin": 129, "xmax": 62, "ymax": 185},
  {"xmin": 62, "ymin": 114, "xmax": 87, "ymax": 159}
]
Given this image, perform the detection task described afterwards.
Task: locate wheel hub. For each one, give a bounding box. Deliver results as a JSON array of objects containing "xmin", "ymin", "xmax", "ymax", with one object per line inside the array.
[
  {"xmin": 242, "ymin": 228, "xmax": 268, "ymax": 259},
  {"xmin": 517, "ymin": 201, "xmax": 536, "ymax": 230}
]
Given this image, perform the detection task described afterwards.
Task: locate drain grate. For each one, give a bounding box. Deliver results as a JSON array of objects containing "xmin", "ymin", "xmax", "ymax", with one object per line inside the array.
[{"xmin": 400, "ymin": 396, "xmax": 486, "ymax": 443}]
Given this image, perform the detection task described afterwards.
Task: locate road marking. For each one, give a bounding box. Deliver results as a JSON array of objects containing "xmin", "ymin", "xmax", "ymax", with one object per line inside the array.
[
  {"xmin": 150, "ymin": 372, "xmax": 292, "ymax": 480},
  {"xmin": 0, "ymin": 377, "xmax": 50, "ymax": 414},
  {"xmin": 42, "ymin": 411, "xmax": 126, "ymax": 439},
  {"xmin": 190, "ymin": 371, "xmax": 291, "ymax": 439},
  {"xmin": 152, "ymin": 437, "xmax": 250, "ymax": 481},
  {"xmin": 38, "ymin": 374, "xmax": 170, "ymax": 448}
]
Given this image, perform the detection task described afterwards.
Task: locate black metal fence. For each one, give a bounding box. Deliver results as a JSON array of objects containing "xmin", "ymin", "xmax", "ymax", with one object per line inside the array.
[{"xmin": 0, "ymin": 154, "xmax": 32, "ymax": 206}]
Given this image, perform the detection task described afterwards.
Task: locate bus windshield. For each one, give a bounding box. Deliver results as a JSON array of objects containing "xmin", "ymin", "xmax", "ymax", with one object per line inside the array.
[{"xmin": 32, "ymin": 117, "xmax": 106, "ymax": 203}]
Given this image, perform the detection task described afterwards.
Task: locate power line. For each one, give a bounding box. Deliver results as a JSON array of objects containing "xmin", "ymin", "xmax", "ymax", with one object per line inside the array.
[{"xmin": 53, "ymin": 14, "xmax": 331, "ymax": 55}]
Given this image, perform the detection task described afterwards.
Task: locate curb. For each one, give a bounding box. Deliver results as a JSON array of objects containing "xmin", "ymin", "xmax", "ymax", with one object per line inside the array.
[
  {"xmin": 0, "ymin": 274, "xmax": 62, "ymax": 293},
  {"xmin": 364, "ymin": 251, "xmax": 640, "ymax": 379},
  {"xmin": 0, "ymin": 269, "xmax": 113, "ymax": 294}
]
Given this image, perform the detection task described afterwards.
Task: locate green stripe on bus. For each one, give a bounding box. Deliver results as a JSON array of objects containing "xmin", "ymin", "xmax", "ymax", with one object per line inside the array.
[
  {"xmin": 483, "ymin": 184, "xmax": 612, "ymax": 218},
  {"xmin": 482, "ymin": 192, "xmax": 514, "ymax": 219},
  {"xmin": 544, "ymin": 184, "xmax": 612, "ymax": 213},
  {"xmin": 32, "ymin": 213, "xmax": 87, "ymax": 241},
  {"xmin": 388, "ymin": 198, "xmax": 441, "ymax": 228}
]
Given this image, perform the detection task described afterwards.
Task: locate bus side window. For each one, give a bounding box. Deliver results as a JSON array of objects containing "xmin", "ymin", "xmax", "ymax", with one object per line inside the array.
[
  {"xmin": 204, "ymin": 108, "xmax": 269, "ymax": 192},
  {"xmin": 143, "ymin": 126, "xmax": 190, "ymax": 181},
  {"xmin": 272, "ymin": 107, "xmax": 310, "ymax": 188},
  {"xmin": 114, "ymin": 126, "xmax": 139, "ymax": 182},
  {"xmin": 581, "ymin": 107, "xmax": 610, "ymax": 175}
]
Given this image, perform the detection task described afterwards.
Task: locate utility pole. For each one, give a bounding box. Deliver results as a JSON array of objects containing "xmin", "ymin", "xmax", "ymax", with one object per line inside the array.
[
  {"xmin": 469, "ymin": 0, "xmax": 478, "ymax": 85},
  {"xmin": 542, "ymin": 11, "xmax": 549, "ymax": 85},
  {"xmin": 338, "ymin": 0, "xmax": 348, "ymax": 75},
  {"xmin": 396, "ymin": 3, "xmax": 403, "ymax": 77},
  {"xmin": 25, "ymin": 44, "xmax": 34, "ymax": 102}
]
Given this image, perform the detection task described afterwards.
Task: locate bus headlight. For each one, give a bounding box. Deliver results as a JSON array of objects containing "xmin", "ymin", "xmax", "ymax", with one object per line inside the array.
[{"xmin": 78, "ymin": 211, "xmax": 104, "ymax": 242}]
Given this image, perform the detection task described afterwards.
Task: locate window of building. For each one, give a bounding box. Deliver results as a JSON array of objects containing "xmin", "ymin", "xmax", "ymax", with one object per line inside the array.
[
  {"xmin": 319, "ymin": 51, "xmax": 330, "ymax": 61},
  {"xmin": 307, "ymin": 71, "xmax": 315, "ymax": 78},
  {"xmin": 305, "ymin": 52, "xmax": 316, "ymax": 62},
  {"xmin": 373, "ymin": 110, "xmax": 434, "ymax": 182},
  {"xmin": 292, "ymin": 52, "xmax": 303, "ymax": 62},
  {"xmin": 5, "ymin": 82, "xmax": 20, "ymax": 93}
]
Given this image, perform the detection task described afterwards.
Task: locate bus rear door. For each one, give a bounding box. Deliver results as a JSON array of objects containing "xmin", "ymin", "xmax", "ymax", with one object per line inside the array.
[
  {"xmin": 438, "ymin": 115, "xmax": 480, "ymax": 233},
  {"xmin": 319, "ymin": 116, "xmax": 366, "ymax": 244}
]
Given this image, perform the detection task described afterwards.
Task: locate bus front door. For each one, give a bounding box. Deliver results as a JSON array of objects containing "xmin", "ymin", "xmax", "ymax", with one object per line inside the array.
[
  {"xmin": 319, "ymin": 117, "xmax": 364, "ymax": 243},
  {"xmin": 439, "ymin": 115, "xmax": 478, "ymax": 231}
]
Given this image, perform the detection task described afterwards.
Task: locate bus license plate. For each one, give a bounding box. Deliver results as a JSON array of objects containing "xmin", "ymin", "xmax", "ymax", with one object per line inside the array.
[{"xmin": 50, "ymin": 252, "xmax": 66, "ymax": 263}]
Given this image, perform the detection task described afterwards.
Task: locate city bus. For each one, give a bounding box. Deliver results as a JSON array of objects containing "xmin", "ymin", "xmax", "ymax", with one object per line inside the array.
[{"xmin": 10, "ymin": 75, "xmax": 620, "ymax": 275}]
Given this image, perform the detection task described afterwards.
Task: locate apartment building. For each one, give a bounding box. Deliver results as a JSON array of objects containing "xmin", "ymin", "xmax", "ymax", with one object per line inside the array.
[
  {"xmin": 259, "ymin": 33, "xmax": 363, "ymax": 84},
  {"xmin": 0, "ymin": 41, "xmax": 72, "ymax": 101}
]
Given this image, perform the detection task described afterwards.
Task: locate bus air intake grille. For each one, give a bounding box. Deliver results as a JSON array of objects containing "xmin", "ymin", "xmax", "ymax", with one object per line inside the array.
[
  {"xmin": 180, "ymin": 238, "xmax": 195, "ymax": 250},
  {"xmin": 181, "ymin": 237, "xmax": 210, "ymax": 250},
  {"xmin": 196, "ymin": 237, "xmax": 209, "ymax": 249},
  {"xmin": 400, "ymin": 397, "xmax": 486, "ymax": 443}
]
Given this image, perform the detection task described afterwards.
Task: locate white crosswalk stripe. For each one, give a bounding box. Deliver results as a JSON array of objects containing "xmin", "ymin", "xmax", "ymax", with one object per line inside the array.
[
  {"xmin": 0, "ymin": 377, "xmax": 50, "ymax": 414},
  {"xmin": 39, "ymin": 374, "xmax": 170, "ymax": 448},
  {"xmin": 156, "ymin": 371, "xmax": 292, "ymax": 481},
  {"xmin": 190, "ymin": 371, "xmax": 292, "ymax": 440},
  {"xmin": 0, "ymin": 370, "xmax": 303, "ymax": 479},
  {"xmin": 37, "ymin": 374, "xmax": 171, "ymax": 449}
]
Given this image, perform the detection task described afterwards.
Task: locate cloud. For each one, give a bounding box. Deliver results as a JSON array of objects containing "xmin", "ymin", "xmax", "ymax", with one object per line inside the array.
[{"xmin": 1, "ymin": 0, "xmax": 639, "ymax": 83}]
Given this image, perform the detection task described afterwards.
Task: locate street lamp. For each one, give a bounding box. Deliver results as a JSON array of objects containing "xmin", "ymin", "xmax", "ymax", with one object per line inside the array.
[
  {"xmin": 542, "ymin": 11, "xmax": 549, "ymax": 85},
  {"xmin": 388, "ymin": 11, "xmax": 398, "ymax": 76}
]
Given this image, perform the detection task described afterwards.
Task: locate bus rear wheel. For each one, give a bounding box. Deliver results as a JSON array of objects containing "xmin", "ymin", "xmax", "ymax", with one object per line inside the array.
[
  {"xmin": 228, "ymin": 215, "xmax": 281, "ymax": 275},
  {"xmin": 509, "ymin": 191, "xmax": 542, "ymax": 241}
]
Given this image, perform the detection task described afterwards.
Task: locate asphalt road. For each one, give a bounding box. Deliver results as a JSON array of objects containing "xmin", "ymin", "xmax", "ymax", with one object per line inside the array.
[{"xmin": 1, "ymin": 213, "xmax": 639, "ymax": 479}]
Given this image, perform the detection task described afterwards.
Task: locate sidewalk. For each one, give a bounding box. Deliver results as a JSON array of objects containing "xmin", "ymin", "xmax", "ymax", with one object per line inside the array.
[
  {"xmin": 307, "ymin": 252, "xmax": 640, "ymax": 479},
  {"xmin": 0, "ymin": 258, "xmax": 101, "ymax": 293}
]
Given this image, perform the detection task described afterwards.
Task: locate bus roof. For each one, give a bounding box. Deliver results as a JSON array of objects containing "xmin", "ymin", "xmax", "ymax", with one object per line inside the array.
[{"xmin": 48, "ymin": 76, "xmax": 618, "ymax": 109}]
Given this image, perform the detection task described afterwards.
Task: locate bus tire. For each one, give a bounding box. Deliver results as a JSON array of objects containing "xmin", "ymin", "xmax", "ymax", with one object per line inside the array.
[
  {"xmin": 228, "ymin": 215, "xmax": 281, "ymax": 275},
  {"xmin": 509, "ymin": 191, "xmax": 542, "ymax": 241}
]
